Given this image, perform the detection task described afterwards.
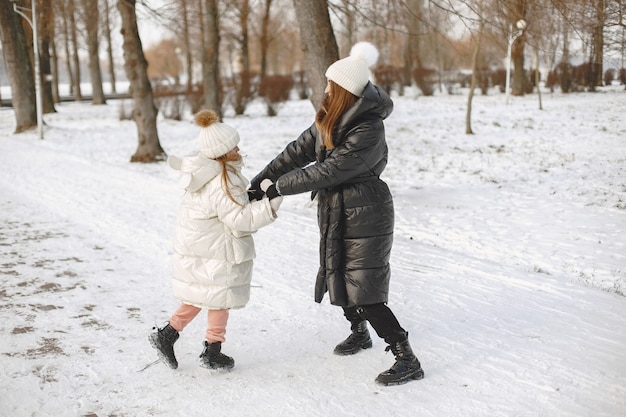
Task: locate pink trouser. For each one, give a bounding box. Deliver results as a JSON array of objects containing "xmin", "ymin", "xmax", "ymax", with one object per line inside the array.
[{"xmin": 168, "ymin": 304, "xmax": 229, "ymax": 343}]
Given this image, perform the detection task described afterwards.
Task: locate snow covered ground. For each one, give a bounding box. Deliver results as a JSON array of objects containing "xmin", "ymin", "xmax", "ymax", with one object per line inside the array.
[{"xmin": 0, "ymin": 85, "xmax": 625, "ymax": 417}]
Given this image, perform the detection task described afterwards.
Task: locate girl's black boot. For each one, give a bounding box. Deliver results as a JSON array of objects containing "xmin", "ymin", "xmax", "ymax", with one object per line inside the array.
[
  {"xmin": 199, "ymin": 341, "xmax": 235, "ymax": 369},
  {"xmin": 149, "ymin": 323, "xmax": 180, "ymax": 369}
]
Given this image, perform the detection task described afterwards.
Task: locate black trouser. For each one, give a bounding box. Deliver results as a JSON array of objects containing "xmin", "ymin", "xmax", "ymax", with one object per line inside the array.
[{"xmin": 342, "ymin": 303, "xmax": 407, "ymax": 345}]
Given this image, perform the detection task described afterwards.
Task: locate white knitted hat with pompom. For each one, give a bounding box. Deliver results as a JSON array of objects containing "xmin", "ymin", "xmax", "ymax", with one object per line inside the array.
[
  {"xmin": 325, "ymin": 42, "xmax": 379, "ymax": 96},
  {"xmin": 195, "ymin": 109, "xmax": 240, "ymax": 159}
]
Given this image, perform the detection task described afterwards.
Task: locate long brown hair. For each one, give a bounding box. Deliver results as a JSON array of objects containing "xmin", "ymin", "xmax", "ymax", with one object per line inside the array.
[
  {"xmin": 216, "ymin": 151, "xmax": 244, "ymax": 206},
  {"xmin": 315, "ymin": 80, "xmax": 358, "ymax": 149}
]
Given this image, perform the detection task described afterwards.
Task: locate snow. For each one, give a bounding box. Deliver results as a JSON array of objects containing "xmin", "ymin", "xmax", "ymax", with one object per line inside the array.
[{"xmin": 1, "ymin": 86, "xmax": 625, "ymax": 417}]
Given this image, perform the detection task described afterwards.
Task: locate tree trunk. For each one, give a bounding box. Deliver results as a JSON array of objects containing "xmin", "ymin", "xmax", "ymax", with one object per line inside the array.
[
  {"xmin": 340, "ymin": 0, "xmax": 355, "ymax": 53},
  {"xmin": 466, "ymin": 17, "xmax": 484, "ymax": 135},
  {"xmin": 511, "ymin": 0, "xmax": 527, "ymax": 96},
  {"xmin": 234, "ymin": 0, "xmax": 251, "ymax": 115},
  {"xmin": 260, "ymin": 0, "xmax": 273, "ymax": 78},
  {"xmin": 592, "ymin": 0, "xmax": 604, "ymax": 86},
  {"xmin": 535, "ymin": 46, "xmax": 542, "ymax": 110},
  {"xmin": 59, "ymin": 0, "xmax": 75, "ymax": 96},
  {"xmin": 82, "ymin": 0, "xmax": 106, "ymax": 104},
  {"xmin": 511, "ymin": 36, "xmax": 526, "ymax": 96},
  {"xmin": 117, "ymin": 0, "xmax": 165, "ymax": 163},
  {"xmin": 292, "ymin": 0, "xmax": 339, "ymax": 110},
  {"xmin": 0, "ymin": 0, "xmax": 37, "ymax": 132},
  {"xmin": 180, "ymin": 0, "xmax": 192, "ymax": 92},
  {"xmin": 201, "ymin": 0, "xmax": 221, "ymax": 116},
  {"xmin": 404, "ymin": 0, "xmax": 422, "ymax": 86},
  {"xmin": 104, "ymin": 0, "xmax": 117, "ymax": 94},
  {"xmin": 68, "ymin": 0, "xmax": 82, "ymax": 101},
  {"xmin": 38, "ymin": 0, "xmax": 56, "ymax": 113},
  {"xmin": 50, "ymin": 33, "xmax": 60, "ymax": 103}
]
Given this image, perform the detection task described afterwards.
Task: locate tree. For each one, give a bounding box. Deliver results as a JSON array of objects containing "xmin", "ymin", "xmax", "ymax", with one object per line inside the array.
[
  {"xmin": 466, "ymin": 4, "xmax": 486, "ymax": 134},
  {"xmin": 0, "ymin": 0, "xmax": 37, "ymax": 132},
  {"xmin": 57, "ymin": 0, "xmax": 75, "ymax": 97},
  {"xmin": 179, "ymin": 0, "xmax": 193, "ymax": 92},
  {"xmin": 103, "ymin": 0, "xmax": 117, "ymax": 94},
  {"xmin": 68, "ymin": 0, "xmax": 82, "ymax": 101},
  {"xmin": 293, "ymin": 0, "xmax": 339, "ymax": 110},
  {"xmin": 117, "ymin": 0, "xmax": 165, "ymax": 163},
  {"xmin": 81, "ymin": 0, "xmax": 106, "ymax": 104},
  {"xmin": 38, "ymin": 0, "xmax": 57, "ymax": 113},
  {"xmin": 230, "ymin": 0, "xmax": 254, "ymax": 115},
  {"xmin": 200, "ymin": 0, "xmax": 221, "ymax": 116},
  {"xmin": 259, "ymin": 0, "xmax": 274, "ymax": 78},
  {"xmin": 509, "ymin": 0, "xmax": 528, "ymax": 96}
]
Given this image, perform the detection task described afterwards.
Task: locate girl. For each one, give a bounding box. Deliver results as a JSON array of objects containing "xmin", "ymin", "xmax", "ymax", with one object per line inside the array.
[
  {"xmin": 250, "ymin": 42, "xmax": 424, "ymax": 385},
  {"xmin": 150, "ymin": 109, "xmax": 282, "ymax": 370}
]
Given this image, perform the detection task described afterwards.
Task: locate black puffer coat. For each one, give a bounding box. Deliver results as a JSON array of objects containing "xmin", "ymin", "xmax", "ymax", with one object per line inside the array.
[{"xmin": 251, "ymin": 83, "xmax": 394, "ymax": 307}]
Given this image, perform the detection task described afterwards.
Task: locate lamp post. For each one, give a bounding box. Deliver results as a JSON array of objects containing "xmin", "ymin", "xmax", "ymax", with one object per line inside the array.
[
  {"xmin": 13, "ymin": 0, "xmax": 43, "ymax": 139},
  {"xmin": 505, "ymin": 19, "xmax": 526, "ymax": 105}
]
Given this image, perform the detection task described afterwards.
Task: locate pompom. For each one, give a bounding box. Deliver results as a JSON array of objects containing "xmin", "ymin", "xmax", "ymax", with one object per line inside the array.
[
  {"xmin": 194, "ymin": 109, "xmax": 219, "ymax": 128},
  {"xmin": 349, "ymin": 42, "xmax": 379, "ymax": 68}
]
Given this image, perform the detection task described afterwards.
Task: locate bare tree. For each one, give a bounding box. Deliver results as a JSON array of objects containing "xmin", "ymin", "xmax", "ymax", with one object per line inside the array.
[
  {"xmin": 200, "ymin": 0, "xmax": 221, "ymax": 116},
  {"xmin": 103, "ymin": 0, "xmax": 117, "ymax": 94},
  {"xmin": 180, "ymin": 0, "xmax": 193, "ymax": 91},
  {"xmin": 68, "ymin": 0, "xmax": 83, "ymax": 101},
  {"xmin": 229, "ymin": 0, "xmax": 254, "ymax": 115},
  {"xmin": 57, "ymin": 0, "xmax": 76, "ymax": 97},
  {"xmin": 82, "ymin": 0, "xmax": 106, "ymax": 104},
  {"xmin": 466, "ymin": 3, "xmax": 485, "ymax": 134},
  {"xmin": 38, "ymin": 0, "xmax": 57, "ymax": 113},
  {"xmin": 591, "ymin": 0, "xmax": 606, "ymax": 87},
  {"xmin": 509, "ymin": 0, "xmax": 528, "ymax": 96},
  {"xmin": 0, "ymin": 0, "xmax": 37, "ymax": 132},
  {"xmin": 293, "ymin": 0, "xmax": 339, "ymax": 110},
  {"xmin": 117, "ymin": 0, "xmax": 165, "ymax": 162},
  {"xmin": 259, "ymin": 0, "xmax": 274, "ymax": 78}
]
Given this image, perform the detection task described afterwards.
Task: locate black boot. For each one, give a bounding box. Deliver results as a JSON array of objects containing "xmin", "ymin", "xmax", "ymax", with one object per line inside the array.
[
  {"xmin": 375, "ymin": 335, "xmax": 424, "ymax": 386},
  {"xmin": 149, "ymin": 323, "xmax": 180, "ymax": 369},
  {"xmin": 199, "ymin": 341, "xmax": 235, "ymax": 370},
  {"xmin": 334, "ymin": 320, "xmax": 373, "ymax": 355}
]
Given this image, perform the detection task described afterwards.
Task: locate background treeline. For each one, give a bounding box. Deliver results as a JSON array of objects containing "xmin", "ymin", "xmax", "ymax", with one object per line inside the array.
[{"xmin": 1, "ymin": 0, "xmax": 625, "ymax": 161}]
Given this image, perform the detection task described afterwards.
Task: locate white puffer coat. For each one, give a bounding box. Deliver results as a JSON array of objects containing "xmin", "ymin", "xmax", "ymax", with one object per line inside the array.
[{"xmin": 169, "ymin": 153, "xmax": 276, "ymax": 310}]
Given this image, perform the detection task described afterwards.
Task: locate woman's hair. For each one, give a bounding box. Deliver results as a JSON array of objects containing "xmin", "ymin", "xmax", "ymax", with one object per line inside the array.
[
  {"xmin": 216, "ymin": 151, "xmax": 244, "ymax": 206},
  {"xmin": 315, "ymin": 80, "xmax": 358, "ymax": 149}
]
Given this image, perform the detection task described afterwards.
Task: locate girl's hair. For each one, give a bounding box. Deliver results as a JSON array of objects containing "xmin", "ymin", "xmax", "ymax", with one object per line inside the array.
[
  {"xmin": 216, "ymin": 151, "xmax": 244, "ymax": 206},
  {"xmin": 315, "ymin": 80, "xmax": 358, "ymax": 149}
]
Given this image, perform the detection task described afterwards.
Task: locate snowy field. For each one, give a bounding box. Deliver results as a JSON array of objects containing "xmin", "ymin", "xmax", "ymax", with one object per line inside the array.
[{"xmin": 0, "ymin": 85, "xmax": 625, "ymax": 417}]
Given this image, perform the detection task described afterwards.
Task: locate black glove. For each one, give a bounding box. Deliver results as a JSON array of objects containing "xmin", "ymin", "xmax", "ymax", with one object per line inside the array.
[
  {"xmin": 265, "ymin": 183, "xmax": 280, "ymax": 200},
  {"xmin": 247, "ymin": 186, "xmax": 264, "ymax": 201}
]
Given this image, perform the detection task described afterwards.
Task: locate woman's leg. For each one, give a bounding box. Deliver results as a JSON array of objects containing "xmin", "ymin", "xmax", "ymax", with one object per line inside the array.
[
  {"xmin": 168, "ymin": 303, "xmax": 202, "ymax": 332},
  {"xmin": 341, "ymin": 305, "xmax": 364, "ymax": 328},
  {"xmin": 334, "ymin": 305, "xmax": 373, "ymax": 355},
  {"xmin": 356, "ymin": 303, "xmax": 407, "ymax": 344},
  {"xmin": 357, "ymin": 303, "xmax": 424, "ymax": 385}
]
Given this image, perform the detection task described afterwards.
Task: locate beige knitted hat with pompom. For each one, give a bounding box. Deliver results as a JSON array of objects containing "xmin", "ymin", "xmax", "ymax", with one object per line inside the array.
[{"xmin": 195, "ymin": 110, "xmax": 240, "ymax": 159}]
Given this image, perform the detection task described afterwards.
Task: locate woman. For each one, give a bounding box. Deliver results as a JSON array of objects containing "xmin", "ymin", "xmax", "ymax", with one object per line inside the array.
[{"xmin": 250, "ymin": 42, "xmax": 424, "ymax": 385}]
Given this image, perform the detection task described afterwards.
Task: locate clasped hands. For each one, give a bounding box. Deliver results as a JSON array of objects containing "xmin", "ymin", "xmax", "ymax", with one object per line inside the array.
[{"xmin": 249, "ymin": 179, "xmax": 282, "ymax": 212}]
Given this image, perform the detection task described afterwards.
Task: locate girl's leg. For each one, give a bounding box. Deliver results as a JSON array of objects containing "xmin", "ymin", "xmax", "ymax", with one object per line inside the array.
[
  {"xmin": 206, "ymin": 309, "xmax": 229, "ymax": 343},
  {"xmin": 168, "ymin": 303, "xmax": 202, "ymax": 332}
]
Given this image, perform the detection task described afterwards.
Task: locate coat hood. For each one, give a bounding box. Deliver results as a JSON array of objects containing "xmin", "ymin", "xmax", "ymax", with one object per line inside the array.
[
  {"xmin": 168, "ymin": 153, "xmax": 222, "ymax": 192},
  {"xmin": 343, "ymin": 82, "xmax": 393, "ymax": 122}
]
